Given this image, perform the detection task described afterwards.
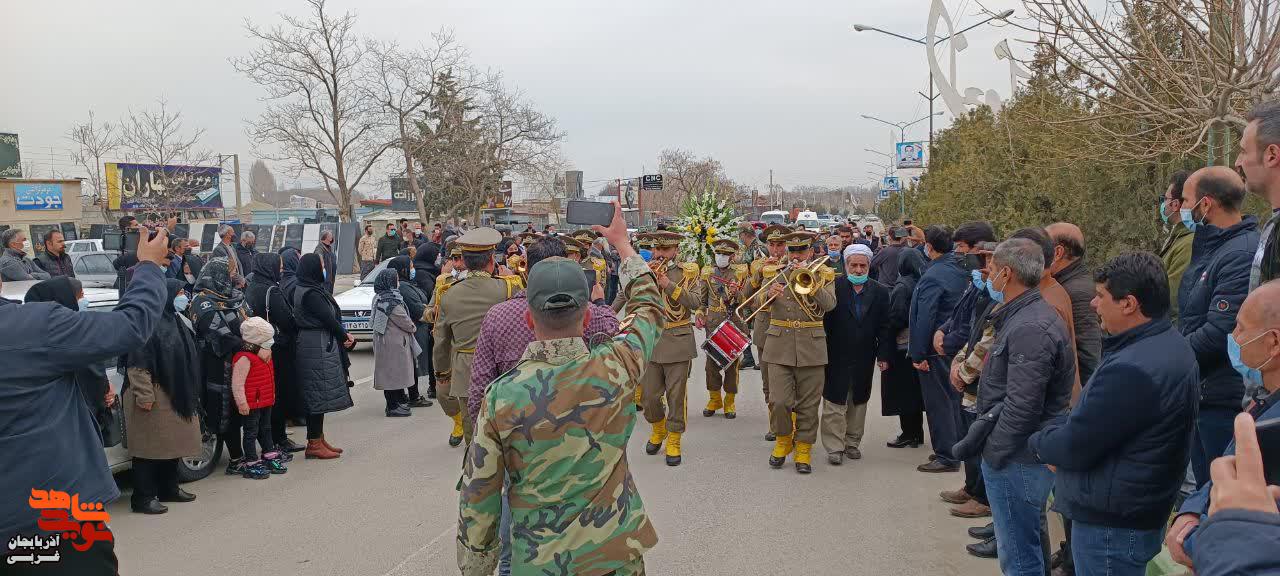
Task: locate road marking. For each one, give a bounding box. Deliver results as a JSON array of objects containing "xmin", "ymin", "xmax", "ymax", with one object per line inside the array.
[{"xmin": 381, "ymin": 523, "xmax": 455, "ymax": 576}]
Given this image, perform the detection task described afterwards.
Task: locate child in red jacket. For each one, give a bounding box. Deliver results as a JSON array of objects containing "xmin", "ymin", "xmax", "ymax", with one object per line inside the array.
[{"xmin": 231, "ymin": 317, "xmax": 286, "ymax": 479}]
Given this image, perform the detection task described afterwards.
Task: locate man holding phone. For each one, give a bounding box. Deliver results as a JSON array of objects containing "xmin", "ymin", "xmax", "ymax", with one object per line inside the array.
[{"xmin": 1168, "ymin": 279, "xmax": 1280, "ymax": 570}]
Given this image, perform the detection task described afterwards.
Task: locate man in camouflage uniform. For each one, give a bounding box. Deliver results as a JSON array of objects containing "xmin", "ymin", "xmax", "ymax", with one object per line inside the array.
[
  {"xmin": 433, "ymin": 228, "xmax": 521, "ymax": 445},
  {"xmin": 614, "ymin": 231, "xmax": 702, "ymax": 466},
  {"xmin": 458, "ymin": 203, "xmax": 658, "ymax": 576},
  {"xmin": 763, "ymin": 231, "xmax": 836, "ymax": 474},
  {"xmin": 698, "ymin": 238, "xmax": 750, "ymax": 419},
  {"xmin": 750, "ymin": 224, "xmax": 791, "ymax": 440}
]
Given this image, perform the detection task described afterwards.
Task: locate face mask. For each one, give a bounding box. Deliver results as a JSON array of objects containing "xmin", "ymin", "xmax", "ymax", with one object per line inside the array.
[
  {"xmin": 450, "ymin": 269, "xmax": 461, "ymax": 279},
  {"xmin": 828, "ymin": 249, "xmax": 840, "ymax": 260},
  {"xmin": 1229, "ymin": 330, "xmax": 1276, "ymax": 395},
  {"xmin": 388, "ymin": 230, "xmax": 396, "ymax": 236},
  {"xmin": 262, "ymin": 338, "xmax": 275, "ymax": 349},
  {"xmin": 715, "ymin": 254, "xmax": 732, "ymax": 268},
  {"xmin": 409, "ymin": 267, "xmax": 417, "ymax": 280},
  {"xmin": 971, "ymin": 269, "xmax": 984, "ymax": 290},
  {"xmin": 1180, "ymin": 198, "xmax": 1206, "ymax": 231},
  {"xmin": 77, "ymin": 298, "xmax": 89, "ymax": 311},
  {"xmin": 986, "ymin": 268, "xmax": 1008, "ymax": 303},
  {"xmin": 847, "ymin": 273, "xmax": 868, "ymax": 285},
  {"xmin": 639, "ymin": 249, "xmax": 653, "ymax": 262},
  {"xmin": 185, "ymin": 273, "xmax": 195, "ymax": 283},
  {"xmin": 1158, "ymin": 201, "xmax": 1169, "ymax": 225},
  {"xmin": 173, "ymin": 294, "xmax": 190, "ymax": 312}
]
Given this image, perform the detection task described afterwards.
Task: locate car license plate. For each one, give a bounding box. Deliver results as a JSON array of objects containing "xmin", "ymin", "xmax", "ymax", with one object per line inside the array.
[{"xmin": 344, "ymin": 321, "xmax": 370, "ymax": 331}]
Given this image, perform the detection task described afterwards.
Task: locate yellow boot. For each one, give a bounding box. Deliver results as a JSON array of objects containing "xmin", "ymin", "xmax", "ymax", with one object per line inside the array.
[
  {"xmin": 665, "ymin": 432, "xmax": 682, "ymax": 466},
  {"xmin": 645, "ymin": 420, "xmax": 667, "ymax": 455},
  {"xmin": 634, "ymin": 386, "xmax": 643, "ymax": 412},
  {"xmin": 448, "ymin": 413, "xmax": 464, "ymax": 447},
  {"xmin": 723, "ymin": 393, "xmax": 737, "ymax": 419},
  {"xmin": 769, "ymin": 434, "xmax": 794, "ymax": 469},
  {"xmin": 795, "ymin": 441, "xmax": 813, "ymax": 474},
  {"xmin": 703, "ymin": 390, "xmax": 723, "ymax": 417}
]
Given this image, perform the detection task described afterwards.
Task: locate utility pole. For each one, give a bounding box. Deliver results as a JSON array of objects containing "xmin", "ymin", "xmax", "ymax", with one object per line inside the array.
[
  {"xmin": 769, "ymin": 169, "xmax": 774, "ymax": 209},
  {"xmin": 232, "ymin": 154, "xmax": 243, "ymax": 222}
]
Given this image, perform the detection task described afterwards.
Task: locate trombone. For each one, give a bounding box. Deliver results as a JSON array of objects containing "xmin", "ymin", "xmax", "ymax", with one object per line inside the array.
[{"xmin": 733, "ymin": 255, "xmax": 831, "ymax": 325}]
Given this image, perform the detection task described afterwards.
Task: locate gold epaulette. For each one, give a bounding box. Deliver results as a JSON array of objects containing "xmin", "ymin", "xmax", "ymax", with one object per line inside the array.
[
  {"xmin": 680, "ymin": 261, "xmax": 700, "ymax": 278},
  {"xmin": 731, "ymin": 263, "xmax": 749, "ymax": 280},
  {"xmin": 499, "ymin": 274, "xmax": 524, "ymax": 298}
]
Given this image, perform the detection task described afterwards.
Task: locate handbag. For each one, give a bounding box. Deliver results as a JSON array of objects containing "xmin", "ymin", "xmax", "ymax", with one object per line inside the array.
[
  {"xmin": 951, "ymin": 402, "xmax": 1004, "ymax": 461},
  {"xmin": 99, "ymin": 401, "xmax": 125, "ymax": 448}
]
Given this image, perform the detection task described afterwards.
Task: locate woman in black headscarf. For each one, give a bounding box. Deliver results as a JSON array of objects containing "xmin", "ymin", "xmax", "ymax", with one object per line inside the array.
[
  {"xmin": 372, "ymin": 269, "xmax": 419, "ymax": 417},
  {"xmin": 124, "ymin": 279, "xmax": 203, "ymax": 514},
  {"xmin": 245, "ymin": 252, "xmax": 305, "ymax": 453},
  {"xmin": 882, "ymin": 247, "xmax": 928, "ymax": 448},
  {"xmin": 191, "ymin": 257, "xmax": 249, "ymax": 472},
  {"xmin": 388, "ymin": 256, "xmax": 433, "ymax": 408},
  {"xmin": 412, "ymin": 243, "xmax": 441, "ymax": 397},
  {"xmin": 291, "ymin": 252, "xmax": 354, "ymax": 459},
  {"xmin": 25, "ymin": 277, "xmax": 116, "ymax": 437},
  {"xmin": 279, "ymin": 246, "xmax": 301, "ymax": 302}
]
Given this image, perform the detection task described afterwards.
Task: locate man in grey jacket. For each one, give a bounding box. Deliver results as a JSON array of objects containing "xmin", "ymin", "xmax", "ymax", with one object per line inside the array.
[
  {"xmin": 0, "ymin": 228, "xmax": 51, "ymax": 281},
  {"xmin": 976, "ymin": 238, "xmax": 1077, "ymax": 576}
]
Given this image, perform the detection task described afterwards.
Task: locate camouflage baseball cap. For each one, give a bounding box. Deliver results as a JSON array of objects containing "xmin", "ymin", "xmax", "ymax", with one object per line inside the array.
[{"xmin": 526, "ymin": 257, "xmax": 589, "ymax": 312}]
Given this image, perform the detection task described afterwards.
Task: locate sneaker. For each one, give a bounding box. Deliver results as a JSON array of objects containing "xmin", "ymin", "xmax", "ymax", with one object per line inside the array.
[
  {"xmin": 843, "ymin": 446, "xmax": 863, "ymax": 460},
  {"xmin": 225, "ymin": 457, "xmax": 245, "ymax": 476},
  {"xmin": 262, "ymin": 452, "xmax": 288, "ymax": 474},
  {"xmin": 275, "ymin": 450, "xmax": 294, "ymax": 463},
  {"xmin": 241, "ymin": 460, "xmax": 271, "ymax": 480},
  {"xmin": 386, "ymin": 404, "xmax": 412, "ymax": 417},
  {"xmin": 917, "ymin": 460, "xmax": 960, "ymax": 473},
  {"xmin": 409, "ymin": 396, "xmax": 434, "ymax": 408}
]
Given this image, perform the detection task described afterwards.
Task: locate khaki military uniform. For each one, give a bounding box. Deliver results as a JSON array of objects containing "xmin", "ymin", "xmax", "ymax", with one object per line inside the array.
[
  {"xmin": 762, "ymin": 263, "xmax": 836, "ymax": 447},
  {"xmin": 750, "ymin": 257, "xmax": 781, "ymax": 403},
  {"xmin": 700, "ymin": 262, "xmax": 749, "ymax": 397},
  {"xmin": 434, "ymin": 271, "xmax": 519, "ymax": 441}
]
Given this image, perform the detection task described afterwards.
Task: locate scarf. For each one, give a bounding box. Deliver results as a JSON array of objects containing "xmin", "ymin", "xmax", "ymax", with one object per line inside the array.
[
  {"xmin": 192, "ymin": 257, "xmax": 245, "ymax": 314},
  {"xmin": 388, "ymin": 255, "xmax": 413, "ymax": 282},
  {"xmin": 24, "ymin": 276, "xmax": 78, "ymax": 310},
  {"xmin": 371, "ymin": 269, "xmax": 404, "ymax": 335},
  {"xmin": 279, "ymin": 246, "xmax": 301, "ymax": 301},
  {"xmin": 127, "ymin": 279, "xmax": 200, "ymax": 418}
]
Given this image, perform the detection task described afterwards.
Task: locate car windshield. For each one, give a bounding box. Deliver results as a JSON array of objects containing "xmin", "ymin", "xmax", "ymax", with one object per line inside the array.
[{"xmin": 356, "ymin": 259, "xmax": 393, "ymax": 285}]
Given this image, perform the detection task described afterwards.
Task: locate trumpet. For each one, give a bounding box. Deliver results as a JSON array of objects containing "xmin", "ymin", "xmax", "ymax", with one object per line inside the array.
[
  {"xmin": 733, "ymin": 256, "xmax": 831, "ymax": 325},
  {"xmin": 507, "ymin": 254, "xmax": 527, "ymax": 278}
]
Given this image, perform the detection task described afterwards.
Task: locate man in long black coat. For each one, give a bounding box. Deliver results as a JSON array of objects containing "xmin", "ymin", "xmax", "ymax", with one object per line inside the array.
[{"xmin": 821, "ymin": 244, "xmax": 893, "ymax": 465}]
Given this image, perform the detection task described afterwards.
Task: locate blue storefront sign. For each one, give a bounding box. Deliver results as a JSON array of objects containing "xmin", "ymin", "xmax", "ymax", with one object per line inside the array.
[{"xmin": 14, "ymin": 183, "xmax": 64, "ymax": 210}]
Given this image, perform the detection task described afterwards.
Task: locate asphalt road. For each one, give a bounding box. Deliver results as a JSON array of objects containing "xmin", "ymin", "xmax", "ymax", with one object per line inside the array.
[{"xmin": 108, "ymin": 343, "xmax": 1000, "ymax": 576}]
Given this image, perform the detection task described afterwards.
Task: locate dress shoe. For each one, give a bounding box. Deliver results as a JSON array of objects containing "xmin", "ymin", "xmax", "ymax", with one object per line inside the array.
[
  {"xmin": 321, "ymin": 435, "xmax": 343, "ymax": 454},
  {"xmin": 159, "ymin": 488, "xmax": 196, "ymax": 503},
  {"xmin": 764, "ymin": 432, "xmax": 777, "ymax": 442},
  {"xmin": 426, "ymin": 384, "xmax": 437, "ymax": 399},
  {"xmin": 939, "ymin": 487, "xmax": 972, "ymax": 504},
  {"xmin": 966, "ymin": 535, "xmax": 998, "ymax": 559},
  {"xmin": 827, "ymin": 452, "xmax": 844, "ymax": 466},
  {"xmin": 968, "ymin": 522, "xmax": 995, "ymax": 540},
  {"xmin": 917, "ymin": 460, "xmax": 959, "ymax": 473},
  {"xmin": 886, "ymin": 435, "xmax": 923, "ymax": 448},
  {"xmin": 844, "ymin": 446, "xmax": 862, "ymax": 460},
  {"xmin": 386, "ymin": 405, "xmax": 412, "ymax": 417},
  {"xmin": 409, "ymin": 396, "xmax": 434, "ymax": 408},
  {"xmin": 132, "ymin": 497, "xmax": 169, "ymax": 515},
  {"xmin": 950, "ymin": 499, "xmax": 992, "ymax": 518},
  {"xmin": 278, "ymin": 437, "xmax": 306, "ymax": 453},
  {"xmin": 305, "ymin": 438, "xmax": 340, "ymax": 459}
]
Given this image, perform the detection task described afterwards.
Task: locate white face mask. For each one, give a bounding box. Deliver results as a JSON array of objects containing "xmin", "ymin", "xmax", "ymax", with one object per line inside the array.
[
  {"xmin": 450, "ymin": 269, "xmax": 461, "ymax": 279},
  {"xmin": 262, "ymin": 338, "xmax": 275, "ymax": 349},
  {"xmin": 715, "ymin": 254, "xmax": 732, "ymax": 268}
]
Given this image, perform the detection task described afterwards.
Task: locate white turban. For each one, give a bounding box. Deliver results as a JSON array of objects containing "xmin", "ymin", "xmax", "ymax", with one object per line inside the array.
[{"xmin": 843, "ymin": 243, "xmax": 873, "ymax": 262}]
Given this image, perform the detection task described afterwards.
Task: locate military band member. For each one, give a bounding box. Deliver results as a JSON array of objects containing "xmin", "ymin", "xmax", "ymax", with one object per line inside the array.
[
  {"xmin": 751, "ymin": 224, "xmax": 791, "ymax": 441},
  {"xmin": 762, "ymin": 231, "xmax": 836, "ymax": 474},
  {"xmin": 570, "ymin": 229, "xmax": 608, "ymax": 292},
  {"xmin": 615, "ymin": 231, "xmax": 702, "ymax": 466},
  {"xmin": 432, "ymin": 228, "xmax": 522, "ymax": 445},
  {"xmin": 698, "ymin": 238, "xmax": 750, "ymax": 419}
]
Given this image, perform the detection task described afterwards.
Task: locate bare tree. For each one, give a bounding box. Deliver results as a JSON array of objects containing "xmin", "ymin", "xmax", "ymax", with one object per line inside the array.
[
  {"xmin": 232, "ymin": 0, "xmax": 392, "ymax": 221},
  {"xmin": 471, "ymin": 81, "xmax": 565, "ymax": 220},
  {"xmin": 1016, "ymin": 0, "xmax": 1280, "ymax": 164},
  {"xmin": 117, "ymin": 100, "xmax": 213, "ymax": 210},
  {"xmin": 653, "ymin": 148, "xmax": 728, "ymax": 216},
  {"xmin": 67, "ymin": 111, "xmax": 122, "ymax": 209}
]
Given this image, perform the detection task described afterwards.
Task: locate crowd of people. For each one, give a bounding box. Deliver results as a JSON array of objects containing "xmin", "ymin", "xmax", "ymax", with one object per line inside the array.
[{"xmin": 2, "ymin": 101, "xmax": 1279, "ymax": 575}]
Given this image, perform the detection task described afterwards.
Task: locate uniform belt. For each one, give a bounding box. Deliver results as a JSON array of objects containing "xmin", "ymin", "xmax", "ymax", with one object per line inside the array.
[
  {"xmin": 456, "ymin": 347, "xmax": 476, "ymax": 354},
  {"xmin": 769, "ymin": 319, "xmax": 823, "ymax": 329},
  {"xmin": 664, "ymin": 319, "xmax": 691, "ymax": 329}
]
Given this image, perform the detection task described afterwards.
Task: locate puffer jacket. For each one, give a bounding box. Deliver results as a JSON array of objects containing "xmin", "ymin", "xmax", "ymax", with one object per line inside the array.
[
  {"xmin": 1178, "ymin": 216, "xmax": 1259, "ymax": 408},
  {"xmin": 1029, "ymin": 318, "xmax": 1199, "ymax": 529},
  {"xmin": 976, "ymin": 288, "xmax": 1076, "ymax": 469},
  {"xmin": 292, "ymin": 285, "xmax": 353, "ymax": 414}
]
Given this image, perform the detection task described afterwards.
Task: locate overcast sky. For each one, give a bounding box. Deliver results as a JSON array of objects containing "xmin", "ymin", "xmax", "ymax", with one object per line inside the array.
[{"xmin": 3, "ymin": 0, "xmax": 1028, "ymax": 199}]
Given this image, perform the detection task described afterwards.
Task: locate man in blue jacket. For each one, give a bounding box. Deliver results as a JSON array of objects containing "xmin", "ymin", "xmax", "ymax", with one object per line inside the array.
[
  {"xmin": 0, "ymin": 229, "xmax": 171, "ymax": 574},
  {"xmin": 1178, "ymin": 166, "xmax": 1260, "ymax": 488},
  {"xmin": 1167, "ymin": 279, "xmax": 1280, "ymax": 572},
  {"xmin": 1029, "ymin": 252, "xmax": 1198, "ymax": 575},
  {"xmin": 910, "ymin": 225, "xmax": 971, "ymax": 473},
  {"xmin": 1189, "ymin": 413, "xmax": 1280, "ymax": 576}
]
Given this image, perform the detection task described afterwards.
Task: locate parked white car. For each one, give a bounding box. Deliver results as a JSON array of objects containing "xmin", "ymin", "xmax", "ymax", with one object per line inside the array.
[{"xmin": 333, "ymin": 258, "xmax": 393, "ymax": 342}]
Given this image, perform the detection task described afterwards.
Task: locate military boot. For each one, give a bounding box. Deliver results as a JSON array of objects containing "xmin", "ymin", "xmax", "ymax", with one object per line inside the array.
[
  {"xmin": 795, "ymin": 442, "xmax": 813, "ymax": 474},
  {"xmin": 645, "ymin": 420, "xmax": 668, "ymax": 455},
  {"xmin": 723, "ymin": 393, "xmax": 737, "ymax": 419},
  {"xmin": 665, "ymin": 432, "xmax": 682, "ymax": 466},
  {"xmin": 769, "ymin": 434, "xmax": 794, "ymax": 468},
  {"xmin": 448, "ymin": 413, "xmax": 464, "ymax": 447},
  {"xmin": 703, "ymin": 390, "xmax": 723, "ymax": 417}
]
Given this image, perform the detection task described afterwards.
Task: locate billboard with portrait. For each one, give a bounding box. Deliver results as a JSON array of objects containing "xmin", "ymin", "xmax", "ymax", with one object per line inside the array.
[
  {"xmin": 896, "ymin": 141, "xmax": 924, "ymax": 169},
  {"xmin": 881, "ymin": 176, "xmax": 901, "ymax": 192}
]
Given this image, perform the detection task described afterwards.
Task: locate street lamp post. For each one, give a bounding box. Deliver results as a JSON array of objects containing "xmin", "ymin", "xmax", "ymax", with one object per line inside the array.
[
  {"xmin": 851, "ymin": 9, "xmax": 1014, "ymax": 145},
  {"xmin": 861, "ymin": 112, "xmax": 942, "ymax": 143}
]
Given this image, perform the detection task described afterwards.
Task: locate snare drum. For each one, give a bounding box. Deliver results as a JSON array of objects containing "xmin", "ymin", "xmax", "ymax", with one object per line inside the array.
[{"xmin": 701, "ymin": 320, "xmax": 752, "ymax": 370}]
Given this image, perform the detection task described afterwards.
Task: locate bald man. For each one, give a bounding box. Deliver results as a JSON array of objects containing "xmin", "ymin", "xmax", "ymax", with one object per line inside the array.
[
  {"xmin": 1178, "ymin": 166, "xmax": 1261, "ymax": 489},
  {"xmin": 1169, "ymin": 280, "xmax": 1280, "ymax": 572},
  {"xmin": 1047, "ymin": 222, "xmax": 1103, "ymax": 386}
]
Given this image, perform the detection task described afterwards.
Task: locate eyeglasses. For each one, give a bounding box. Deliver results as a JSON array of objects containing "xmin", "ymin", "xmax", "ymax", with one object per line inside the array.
[{"xmin": 1156, "ymin": 196, "xmax": 1182, "ymax": 205}]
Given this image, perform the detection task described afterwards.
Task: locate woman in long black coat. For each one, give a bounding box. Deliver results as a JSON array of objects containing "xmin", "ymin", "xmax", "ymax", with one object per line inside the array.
[
  {"xmin": 291, "ymin": 253, "xmax": 354, "ymax": 459},
  {"xmin": 388, "ymin": 256, "xmax": 433, "ymax": 408},
  {"xmin": 411, "ymin": 243, "xmax": 440, "ymax": 398},
  {"xmin": 882, "ymin": 248, "xmax": 927, "ymax": 448},
  {"xmin": 821, "ymin": 246, "xmax": 892, "ymax": 464},
  {"xmin": 244, "ymin": 253, "xmax": 305, "ymax": 453}
]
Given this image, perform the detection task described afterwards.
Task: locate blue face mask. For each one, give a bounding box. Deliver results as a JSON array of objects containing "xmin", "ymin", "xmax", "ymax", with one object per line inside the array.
[
  {"xmin": 986, "ymin": 268, "xmax": 1007, "ymax": 303},
  {"xmin": 846, "ymin": 273, "xmax": 868, "ymax": 285},
  {"xmin": 1157, "ymin": 201, "xmax": 1169, "ymax": 225},
  {"xmin": 173, "ymin": 294, "xmax": 190, "ymax": 312},
  {"xmin": 388, "ymin": 230, "xmax": 396, "ymax": 236},
  {"xmin": 1180, "ymin": 198, "xmax": 1205, "ymax": 232},
  {"xmin": 828, "ymin": 249, "xmax": 841, "ymax": 260},
  {"xmin": 409, "ymin": 267, "xmax": 416, "ymax": 280},
  {"xmin": 1228, "ymin": 330, "xmax": 1275, "ymax": 394},
  {"xmin": 77, "ymin": 298, "xmax": 89, "ymax": 311},
  {"xmin": 639, "ymin": 249, "xmax": 653, "ymax": 262},
  {"xmin": 970, "ymin": 269, "xmax": 984, "ymax": 290}
]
